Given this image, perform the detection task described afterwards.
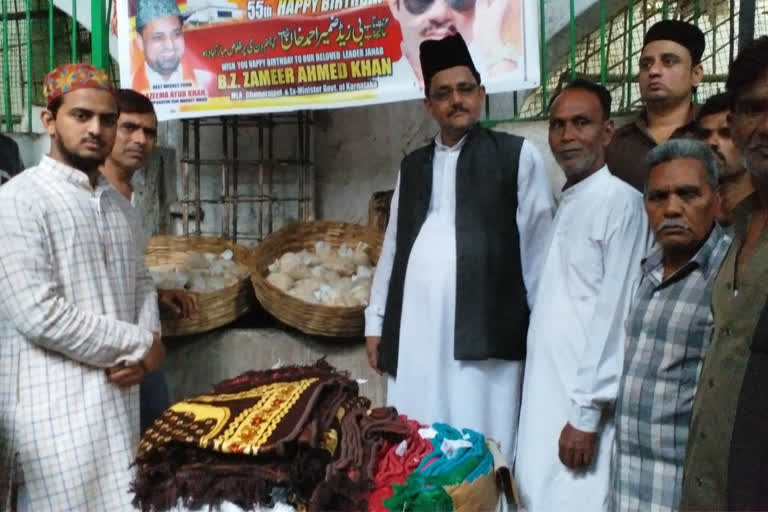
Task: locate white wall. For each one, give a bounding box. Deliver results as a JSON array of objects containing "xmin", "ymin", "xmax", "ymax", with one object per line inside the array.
[
  {"xmin": 52, "ymin": 0, "xmax": 119, "ymax": 60},
  {"xmin": 8, "ymin": 133, "xmax": 49, "ymax": 170}
]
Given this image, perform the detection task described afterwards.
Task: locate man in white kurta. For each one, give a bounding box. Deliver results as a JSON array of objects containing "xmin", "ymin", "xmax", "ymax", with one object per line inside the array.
[
  {"xmin": 0, "ymin": 64, "xmax": 161, "ymax": 511},
  {"xmin": 365, "ymin": 34, "xmax": 555, "ymax": 466},
  {"xmin": 515, "ymin": 80, "xmax": 650, "ymax": 511}
]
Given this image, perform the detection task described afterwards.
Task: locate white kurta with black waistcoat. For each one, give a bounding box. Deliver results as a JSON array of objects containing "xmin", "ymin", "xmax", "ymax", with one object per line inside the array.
[{"xmin": 365, "ymin": 134, "xmax": 556, "ymax": 465}]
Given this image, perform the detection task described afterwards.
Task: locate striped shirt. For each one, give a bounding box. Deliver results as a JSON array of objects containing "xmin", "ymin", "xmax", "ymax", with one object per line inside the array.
[
  {"xmin": 612, "ymin": 224, "xmax": 731, "ymax": 511},
  {"xmin": 0, "ymin": 156, "xmax": 158, "ymax": 511}
]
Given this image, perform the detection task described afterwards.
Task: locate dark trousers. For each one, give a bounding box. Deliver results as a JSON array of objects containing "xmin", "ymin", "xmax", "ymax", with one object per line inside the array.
[{"xmin": 140, "ymin": 369, "xmax": 170, "ymax": 433}]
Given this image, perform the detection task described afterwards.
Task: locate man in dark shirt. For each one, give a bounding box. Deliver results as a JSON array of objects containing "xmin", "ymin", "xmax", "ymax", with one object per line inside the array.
[
  {"xmin": 0, "ymin": 132, "xmax": 23, "ymax": 184},
  {"xmin": 680, "ymin": 35, "xmax": 768, "ymax": 511},
  {"xmin": 693, "ymin": 92, "xmax": 753, "ymax": 225},
  {"xmin": 606, "ymin": 20, "xmax": 704, "ymax": 191}
]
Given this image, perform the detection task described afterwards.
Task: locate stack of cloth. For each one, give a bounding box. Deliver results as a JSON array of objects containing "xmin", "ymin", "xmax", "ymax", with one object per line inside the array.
[
  {"xmin": 132, "ymin": 360, "xmax": 409, "ymax": 512},
  {"xmin": 370, "ymin": 421, "xmax": 519, "ymax": 512}
]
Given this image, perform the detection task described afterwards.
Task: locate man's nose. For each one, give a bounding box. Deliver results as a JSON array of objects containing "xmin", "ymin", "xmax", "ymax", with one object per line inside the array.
[
  {"xmin": 648, "ymin": 60, "xmax": 663, "ymax": 76},
  {"xmin": 664, "ymin": 195, "xmax": 684, "ymax": 216},
  {"xmin": 425, "ymin": 0, "xmax": 453, "ymax": 22},
  {"xmin": 133, "ymin": 129, "xmax": 147, "ymax": 145},
  {"xmin": 86, "ymin": 117, "xmax": 102, "ymax": 136},
  {"xmin": 561, "ymin": 122, "xmax": 576, "ymax": 142}
]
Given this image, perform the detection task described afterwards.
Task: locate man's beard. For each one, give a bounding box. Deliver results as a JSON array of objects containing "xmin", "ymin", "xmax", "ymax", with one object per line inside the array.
[
  {"xmin": 561, "ymin": 153, "xmax": 599, "ymax": 178},
  {"xmin": 743, "ymin": 139, "xmax": 768, "ymax": 181},
  {"xmin": 644, "ymin": 88, "xmax": 690, "ymax": 110},
  {"xmin": 56, "ymin": 137, "xmax": 106, "ymax": 173},
  {"xmin": 151, "ymin": 57, "xmax": 181, "ymax": 76}
]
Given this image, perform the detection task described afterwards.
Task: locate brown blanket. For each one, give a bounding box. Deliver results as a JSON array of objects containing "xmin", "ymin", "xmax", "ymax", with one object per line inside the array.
[{"xmin": 132, "ymin": 360, "xmax": 408, "ymax": 512}]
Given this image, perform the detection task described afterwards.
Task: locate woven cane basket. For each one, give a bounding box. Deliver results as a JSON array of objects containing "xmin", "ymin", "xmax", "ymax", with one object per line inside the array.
[
  {"xmin": 146, "ymin": 236, "xmax": 253, "ymax": 337},
  {"xmin": 249, "ymin": 221, "xmax": 383, "ymax": 337}
]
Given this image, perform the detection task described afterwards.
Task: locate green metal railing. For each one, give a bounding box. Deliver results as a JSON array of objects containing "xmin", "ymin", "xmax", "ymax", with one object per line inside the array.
[
  {"xmin": 0, "ymin": 0, "xmax": 764, "ymax": 132},
  {"xmin": 489, "ymin": 0, "xmax": 765, "ymax": 124},
  {"xmin": 0, "ymin": 0, "xmax": 112, "ymax": 133}
]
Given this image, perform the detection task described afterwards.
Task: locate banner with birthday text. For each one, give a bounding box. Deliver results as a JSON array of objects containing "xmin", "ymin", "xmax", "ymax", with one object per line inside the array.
[{"xmin": 117, "ymin": 0, "xmax": 539, "ymax": 119}]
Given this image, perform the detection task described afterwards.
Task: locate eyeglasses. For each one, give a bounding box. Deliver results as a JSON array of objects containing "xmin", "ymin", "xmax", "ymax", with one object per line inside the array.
[
  {"xmin": 428, "ymin": 82, "xmax": 479, "ymax": 102},
  {"xmin": 403, "ymin": 0, "xmax": 475, "ymax": 15}
]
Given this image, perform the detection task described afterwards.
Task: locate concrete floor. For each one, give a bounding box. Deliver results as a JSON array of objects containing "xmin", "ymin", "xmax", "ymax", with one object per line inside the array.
[{"xmin": 161, "ymin": 315, "xmax": 388, "ymax": 407}]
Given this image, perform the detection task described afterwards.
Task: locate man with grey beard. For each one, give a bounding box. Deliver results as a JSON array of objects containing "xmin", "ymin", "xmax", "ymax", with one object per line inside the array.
[
  {"xmin": 612, "ymin": 139, "xmax": 730, "ymax": 512},
  {"xmin": 516, "ymin": 79, "xmax": 650, "ymax": 512}
]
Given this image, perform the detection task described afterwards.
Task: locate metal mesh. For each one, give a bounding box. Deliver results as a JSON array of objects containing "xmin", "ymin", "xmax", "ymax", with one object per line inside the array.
[
  {"xmin": 0, "ymin": 0, "xmax": 118, "ymax": 132},
  {"xmin": 517, "ymin": 0, "xmax": 768, "ymax": 119}
]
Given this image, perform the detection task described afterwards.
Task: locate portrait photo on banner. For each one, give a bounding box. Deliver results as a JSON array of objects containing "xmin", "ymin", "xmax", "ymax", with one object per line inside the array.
[{"xmin": 115, "ymin": 0, "xmax": 540, "ymax": 119}]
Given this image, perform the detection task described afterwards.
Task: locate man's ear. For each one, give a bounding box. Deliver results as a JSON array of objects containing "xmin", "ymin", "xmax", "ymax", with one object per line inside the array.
[
  {"xmin": 40, "ymin": 110, "xmax": 56, "ymax": 137},
  {"xmin": 713, "ymin": 188, "xmax": 725, "ymax": 220},
  {"xmin": 691, "ymin": 62, "xmax": 704, "ymax": 88},
  {"xmin": 423, "ymin": 97, "xmax": 432, "ymax": 114},
  {"xmin": 602, "ymin": 119, "xmax": 616, "ymax": 147}
]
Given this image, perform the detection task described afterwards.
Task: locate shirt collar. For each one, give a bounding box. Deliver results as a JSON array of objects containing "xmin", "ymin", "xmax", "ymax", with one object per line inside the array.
[
  {"xmin": 560, "ymin": 165, "xmax": 609, "ymax": 197},
  {"xmin": 633, "ymin": 103, "xmax": 700, "ymax": 139},
  {"xmin": 435, "ymin": 132, "xmax": 469, "ymax": 151},
  {"xmin": 40, "ymin": 155, "xmax": 96, "ymax": 191},
  {"xmin": 642, "ymin": 222, "xmax": 726, "ymax": 281}
]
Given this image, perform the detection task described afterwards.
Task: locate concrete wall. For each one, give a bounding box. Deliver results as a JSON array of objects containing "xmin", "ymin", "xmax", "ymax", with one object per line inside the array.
[
  {"xmin": 314, "ymin": 102, "xmax": 568, "ymax": 222},
  {"xmin": 163, "ymin": 326, "xmax": 387, "ymax": 406},
  {"xmin": 9, "ymin": 109, "xmax": 636, "ymax": 228}
]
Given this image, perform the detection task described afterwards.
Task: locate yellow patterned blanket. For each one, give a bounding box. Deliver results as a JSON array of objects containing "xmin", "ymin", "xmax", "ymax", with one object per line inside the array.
[{"xmin": 132, "ymin": 360, "xmax": 407, "ymax": 512}]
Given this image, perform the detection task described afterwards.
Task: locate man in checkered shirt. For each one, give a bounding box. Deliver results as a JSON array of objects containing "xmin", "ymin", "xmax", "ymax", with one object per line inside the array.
[
  {"xmin": 0, "ymin": 64, "xmax": 165, "ymax": 511},
  {"xmin": 611, "ymin": 139, "xmax": 731, "ymax": 512}
]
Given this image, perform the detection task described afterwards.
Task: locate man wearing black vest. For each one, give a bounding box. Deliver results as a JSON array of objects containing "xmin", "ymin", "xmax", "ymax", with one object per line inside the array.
[{"xmin": 364, "ymin": 33, "xmax": 555, "ymax": 465}]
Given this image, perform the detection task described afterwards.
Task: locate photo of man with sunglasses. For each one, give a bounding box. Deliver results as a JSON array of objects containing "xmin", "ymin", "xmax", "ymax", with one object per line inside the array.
[{"xmin": 388, "ymin": 0, "xmax": 521, "ymax": 89}]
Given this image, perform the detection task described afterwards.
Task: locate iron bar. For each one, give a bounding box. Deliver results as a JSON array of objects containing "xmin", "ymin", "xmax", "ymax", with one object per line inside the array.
[{"xmin": 193, "ymin": 119, "xmax": 201, "ymax": 235}]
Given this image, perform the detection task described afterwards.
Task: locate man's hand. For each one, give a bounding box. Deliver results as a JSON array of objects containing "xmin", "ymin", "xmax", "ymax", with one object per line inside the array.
[
  {"xmin": 558, "ymin": 422, "xmax": 598, "ymax": 470},
  {"xmin": 141, "ymin": 332, "xmax": 166, "ymax": 374},
  {"xmin": 105, "ymin": 332, "xmax": 164, "ymax": 387},
  {"xmin": 106, "ymin": 363, "xmax": 145, "ymax": 388},
  {"xmin": 365, "ymin": 336, "xmax": 383, "ymax": 375},
  {"xmin": 159, "ymin": 289, "xmax": 199, "ymax": 319}
]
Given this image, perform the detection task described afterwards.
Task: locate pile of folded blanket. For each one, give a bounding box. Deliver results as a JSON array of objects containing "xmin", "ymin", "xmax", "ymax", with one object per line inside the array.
[
  {"xmin": 371, "ymin": 420, "xmax": 515, "ymax": 512},
  {"xmin": 132, "ymin": 360, "xmax": 516, "ymax": 512}
]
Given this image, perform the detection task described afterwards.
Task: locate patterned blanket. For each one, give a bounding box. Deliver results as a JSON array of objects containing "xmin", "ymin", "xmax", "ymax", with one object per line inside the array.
[{"xmin": 133, "ymin": 360, "xmax": 407, "ymax": 512}]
